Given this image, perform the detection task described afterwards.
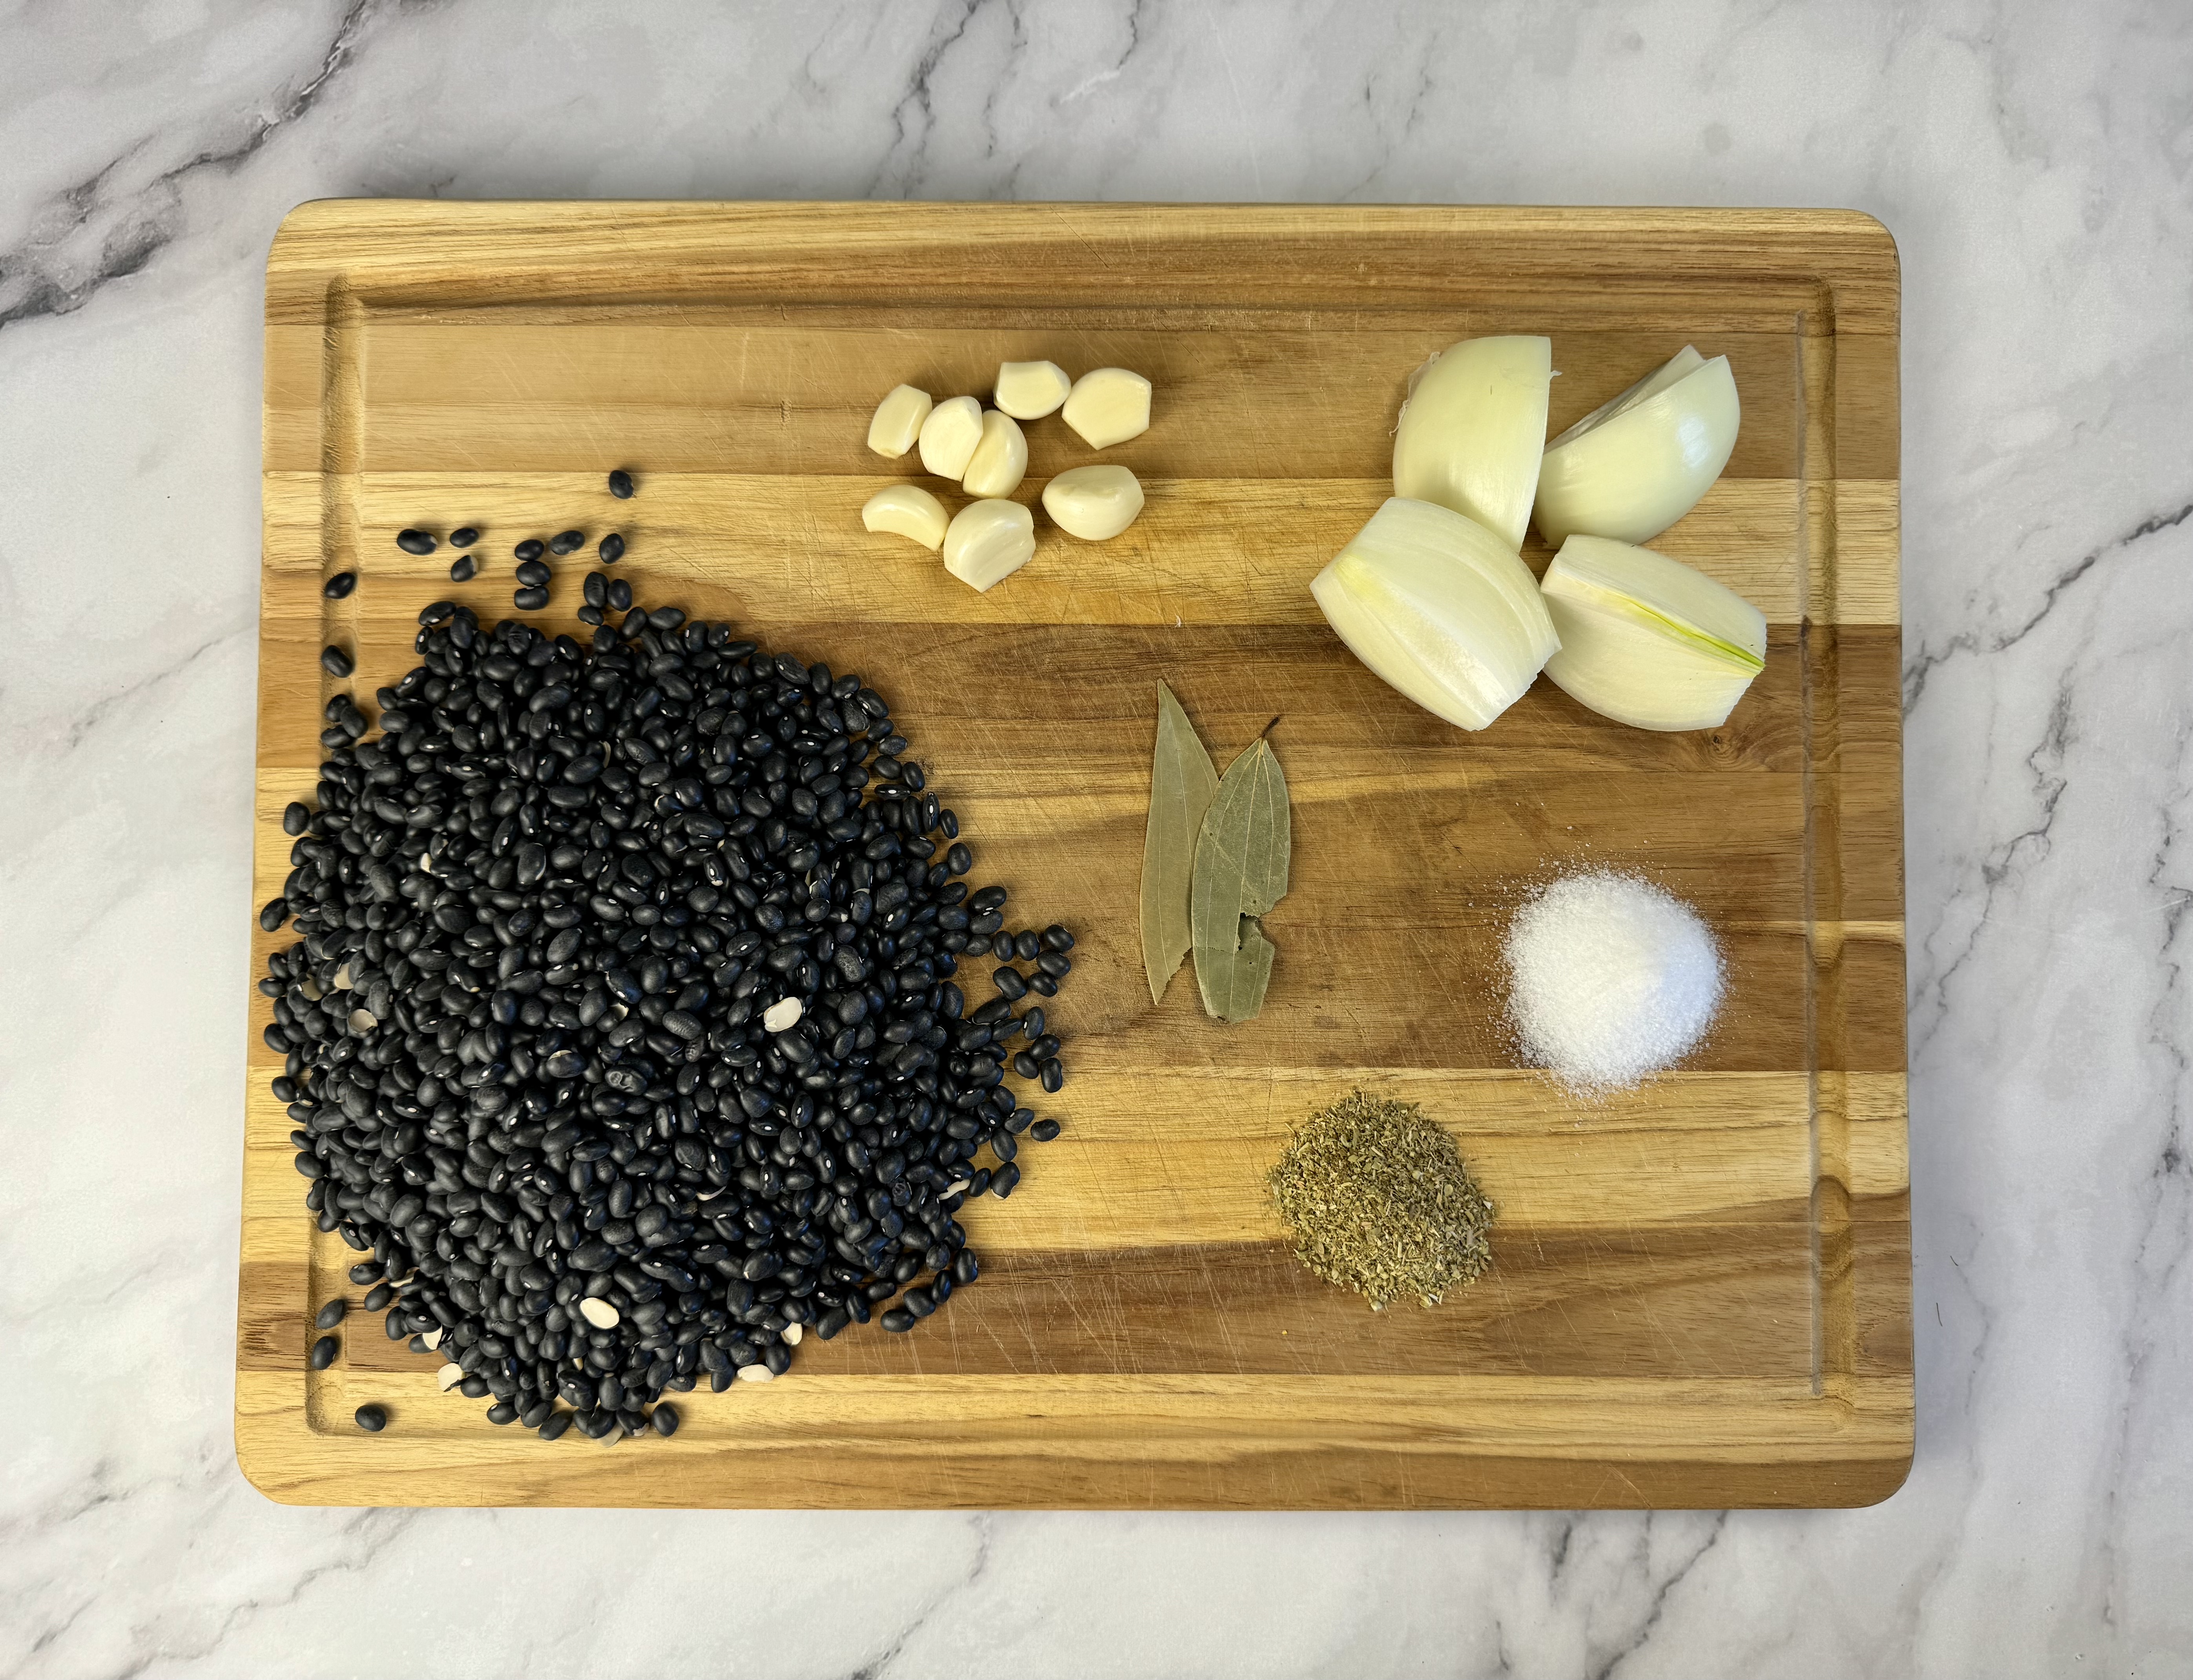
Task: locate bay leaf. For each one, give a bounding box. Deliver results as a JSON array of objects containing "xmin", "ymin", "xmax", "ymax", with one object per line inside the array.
[
  {"xmin": 1190, "ymin": 735, "xmax": 1291, "ymax": 1023},
  {"xmin": 1139, "ymin": 680, "xmax": 1219, "ymax": 1005}
]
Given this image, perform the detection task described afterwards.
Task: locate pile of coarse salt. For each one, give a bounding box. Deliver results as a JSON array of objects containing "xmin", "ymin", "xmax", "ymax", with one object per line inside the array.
[{"xmin": 1503, "ymin": 870, "xmax": 1724, "ymax": 1093}]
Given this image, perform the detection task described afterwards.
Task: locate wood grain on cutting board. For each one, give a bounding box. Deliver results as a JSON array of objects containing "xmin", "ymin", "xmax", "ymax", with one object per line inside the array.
[{"xmin": 242, "ymin": 202, "xmax": 1907, "ymax": 1508}]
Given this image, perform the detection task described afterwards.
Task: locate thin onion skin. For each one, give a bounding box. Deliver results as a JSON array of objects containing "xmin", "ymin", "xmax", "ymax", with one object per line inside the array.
[
  {"xmin": 1533, "ymin": 354, "xmax": 1740, "ymax": 547},
  {"xmin": 1311, "ymin": 497, "xmax": 1558, "ymax": 732},
  {"xmin": 1539, "ymin": 535, "xmax": 1766, "ymax": 732},
  {"xmin": 1391, "ymin": 336, "xmax": 1551, "ymax": 552}
]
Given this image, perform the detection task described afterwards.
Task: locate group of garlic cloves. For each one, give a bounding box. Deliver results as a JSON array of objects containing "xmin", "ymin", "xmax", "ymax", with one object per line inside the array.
[{"xmin": 861, "ymin": 363, "xmax": 1151, "ymax": 592}]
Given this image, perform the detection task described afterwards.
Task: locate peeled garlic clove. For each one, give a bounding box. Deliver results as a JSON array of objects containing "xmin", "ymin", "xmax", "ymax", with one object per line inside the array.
[
  {"xmin": 861, "ymin": 483, "xmax": 949, "ymax": 550},
  {"xmin": 961, "ymin": 409, "xmax": 1029, "ymax": 497},
  {"xmin": 1061, "ymin": 367, "xmax": 1151, "ymax": 449},
  {"xmin": 867, "ymin": 384, "xmax": 933, "ymax": 459},
  {"xmin": 1533, "ymin": 348, "xmax": 1740, "ymax": 546},
  {"xmin": 918, "ymin": 396, "xmax": 984, "ymax": 479},
  {"xmin": 1539, "ymin": 534, "xmax": 1766, "ymax": 731},
  {"xmin": 1391, "ymin": 335, "xmax": 1552, "ymax": 552},
  {"xmin": 943, "ymin": 498, "xmax": 1036, "ymax": 592},
  {"xmin": 1311, "ymin": 497, "xmax": 1559, "ymax": 732},
  {"xmin": 1041, "ymin": 465, "xmax": 1144, "ymax": 540},
  {"xmin": 995, "ymin": 359, "xmax": 1071, "ymax": 420}
]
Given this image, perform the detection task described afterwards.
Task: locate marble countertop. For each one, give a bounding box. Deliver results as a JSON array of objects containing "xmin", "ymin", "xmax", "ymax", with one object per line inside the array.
[{"xmin": 4, "ymin": 1, "xmax": 2188, "ymax": 1675}]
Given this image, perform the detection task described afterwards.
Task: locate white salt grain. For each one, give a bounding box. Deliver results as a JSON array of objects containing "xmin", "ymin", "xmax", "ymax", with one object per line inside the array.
[{"xmin": 1503, "ymin": 870, "xmax": 1724, "ymax": 1092}]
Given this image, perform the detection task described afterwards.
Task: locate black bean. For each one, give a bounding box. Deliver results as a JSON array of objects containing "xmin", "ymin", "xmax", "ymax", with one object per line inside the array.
[
  {"xmin": 1027, "ymin": 972, "xmax": 1059, "ymax": 997},
  {"xmin": 651, "ymin": 1403, "xmax": 679, "ymax": 1437},
  {"xmin": 315, "ymin": 1299, "xmax": 347, "ymax": 1330},
  {"xmin": 515, "ymin": 558, "xmax": 552, "ymax": 587},
  {"xmin": 538, "ymin": 1409, "xmax": 573, "ymax": 1441},
  {"xmin": 1031, "ymin": 1118, "xmax": 1061, "ymax": 1141},
  {"xmin": 1011, "ymin": 1051, "xmax": 1040, "ymax": 1080},
  {"xmin": 319, "ymin": 644, "xmax": 354, "ymax": 678},
  {"xmin": 486, "ymin": 1400, "xmax": 519, "ymax": 1425},
  {"xmin": 1039, "ymin": 1058, "xmax": 1064, "ymax": 1093},
  {"xmin": 1013, "ymin": 931, "xmax": 1041, "ymax": 962},
  {"xmin": 549, "ymin": 529, "xmax": 585, "ymax": 555},
  {"xmin": 354, "ymin": 1403, "xmax": 388, "ymax": 1431},
  {"xmin": 323, "ymin": 571, "xmax": 357, "ymax": 599},
  {"xmin": 1036, "ymin": 951, "xmax": 1071, "ymax": 978},
  {"xmin": 992, "ymin": 966, "xmax": 1028, "ymax": 1001},
  {"xmin": 282, "ymin": 801, "xmax": 311, "ymax": 836},
  {"xmin": 449, "ymin": 553, "xmax": 478, "ymax": 582},
  {"xmin": 460, "ymin": 1375, "xmax": 490, "ymax": 1399},
  {"xmin": 514, "ymin": 538, "xmax": 545, "ymax": 562},
  {"xmin": 584, "ymin": 572, "xmax": 608, "ymax": 609},
  {"xmin": 259, "ymin": 897, "xmax": 290, "ymax": 932},
  {"xmin": 990, "ymin": 933, "xmax": 1014, "ymax": 960},
  {"xmin": 383, "ymin": 1308, "xmax": 407, "ymax": 1339},
  {"xmin": 396, "ymin": 529, "xmax": 437, "ymax": 555},
  {"xmin": 1042, "ymin": 924, "xmax": 1074, "ymax": 952},
  {"xmin": 418, "ymin": 600, "xmax": 456, "ymax": 625},
  {"xmin": 597, "ymin": 532, "xmax": 625, "ymax": 564},
  {"xmin": 991, "ymin": 1161, "xmax": 1021, "ymax": 1197},
  {"xmin": 363, "ymin": 1281, "xmax": 393, "ymax": 1312},
  {"xmin": 608, "ymin": 469, "xmax": 635, "ymax": 499},
  {"xmin": 880, "ymin": 1307, "xmax": 916, "ymax": 1333},
  {"xmin": 309, "ymin": 1334, "xmax": 339, "ymax": 1369},
  {"xmin": 513, "ymin": 585, "xmax": 550, "ymax": 611},
  {"xmin": 607, "ymin": 578, "xmax": 632, "ymax": 612},
  {"xmin": 348, "ymin": 1262, "xmax": 383, "ymax": 1286},
  {"xmin": 1018, "ymin": 1007, "xmax": 1046, "ymax": 1040},
  {"xmin": 945, "ymin": 843, "xmax": 972, "ymax": 875}
]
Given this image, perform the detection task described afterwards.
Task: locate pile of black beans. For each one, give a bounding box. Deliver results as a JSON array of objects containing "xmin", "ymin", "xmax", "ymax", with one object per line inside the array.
[{"xmin": 259, "ymin": 582, "xmax": 1073, "ymax": 1441}]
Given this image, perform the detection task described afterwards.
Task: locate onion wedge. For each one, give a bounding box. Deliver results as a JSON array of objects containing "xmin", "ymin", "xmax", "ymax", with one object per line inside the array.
[
  {"xmin": 1533, "ymin": 347, "xmax": 1740, "ymax": 546},
  {"xmin": 1311, "ymin": 497, "xmax": 1559, "ymax": 732},
  {"xmin": 1539, "ymin": 534, "xmax": 1766, "ymax": 731},
  {"xmin": 1391, "ymin": 335, "xmax": 1552, "ymax": 551}
]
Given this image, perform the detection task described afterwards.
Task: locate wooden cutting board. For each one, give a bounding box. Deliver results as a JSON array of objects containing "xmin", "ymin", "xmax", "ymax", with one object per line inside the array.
[{"xmin": 241, "ymin": 201, "xmax": 1908, "ymax": 1508}]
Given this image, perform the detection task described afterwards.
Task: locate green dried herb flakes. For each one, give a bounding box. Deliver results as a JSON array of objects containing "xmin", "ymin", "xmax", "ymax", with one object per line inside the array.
[
  {"xmin": 1139, "ymin": 681, "xmax": 1219, "ymax": 1005},
  {"xmin": 1268, "ymin": 1090, "xmax": 1495, "ymax": 1309},
  {"xmin": 1190, "ymin": 737, "xmax": 1290, "ymax": 1022}
]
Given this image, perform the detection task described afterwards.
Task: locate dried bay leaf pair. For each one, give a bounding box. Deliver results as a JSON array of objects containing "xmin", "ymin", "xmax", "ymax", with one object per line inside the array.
[{"xmin": 1139, "ymin": 682, "xmax": 1291, "ymax": 1021}]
